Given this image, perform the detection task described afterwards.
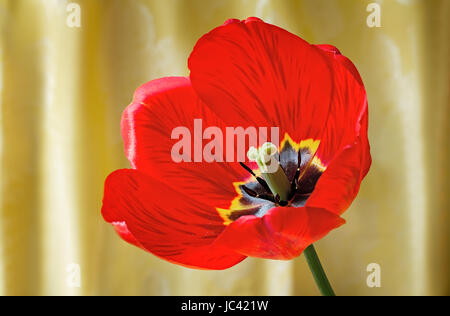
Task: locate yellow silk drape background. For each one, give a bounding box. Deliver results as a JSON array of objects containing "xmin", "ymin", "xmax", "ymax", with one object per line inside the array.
[{"xmin": 0, "ymin": 0, "xmax": 449, "ymax": 296}]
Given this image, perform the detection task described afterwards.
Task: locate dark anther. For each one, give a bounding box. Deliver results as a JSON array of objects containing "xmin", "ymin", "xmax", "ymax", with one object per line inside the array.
[
  {"xmin": 255, "ymin": 177, "xmax": 272, "ymax": 193},
  {"xmin": 242, "ymin": 185, "xmax": 275, "ymax": 203},
  {"xmin": 240, "ymin": 162, "xmax": 272, "ymax": 194},
  {"xmin": 239, "ymin": 162, "xmax": 256, "ymax": 177},
  {"xmin": 259, "ymin": 193, "xmax": 276, "ymax": 203},
  {"xmin": 293, "ymin": 150, "xmax": 302, "ymax": 182},
  {"xmin": 242, "ymin": 185, "xmax": 258, "ymax": 198},
  {"xmin": 288, "ymin": 150, "xmax": 303, "ymax": 201},
  {"xmin": 289, "ymin": 178, "xmax": 298, "ymax": 201}
]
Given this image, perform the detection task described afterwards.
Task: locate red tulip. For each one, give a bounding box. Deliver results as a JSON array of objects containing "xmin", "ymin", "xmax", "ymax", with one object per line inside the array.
[{"xmin": 101, "ymin": 18, "xmax": 371, "ymax": 271}]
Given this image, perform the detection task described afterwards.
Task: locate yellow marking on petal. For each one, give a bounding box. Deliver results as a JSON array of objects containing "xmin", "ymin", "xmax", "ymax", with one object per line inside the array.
[
  {"xmin": 280, "ymin": 133, "xmax": 320, "ymax": 155},
  {"xmin": 312, "ymin": 156, "xmax": 326, "ymax": 173},
  {"xmin": 217, "ymin": 180, "xmax": 265, "ymax": 226},
  {"xmin": 280, "ymin": 133, "xmax": 326, "ymax": 174}
]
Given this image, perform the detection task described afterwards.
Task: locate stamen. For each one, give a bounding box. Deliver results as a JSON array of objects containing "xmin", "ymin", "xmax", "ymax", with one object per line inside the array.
[
  {"xmin": 292, "ymin": 150, "xmax": 302, "ymax": 182},
  {"xmin": 256, "ymin": 178, "xmax": 272, "ymax": 193},
  {"xmin": 239, "ymin": 162, "xmax": 256, "ymax": 177},
  {"xmin": 241, "ymin": 185, "xmax": 258, "ymax": 197},
  {"xmin": 239, "ymin": 162, "xmax": 272, "ymax": 193},
  {"xmin": 289, "ymin": 178, "xmax": 298, "ymax": 201},
  {"xmin": 289, "ymin": 150, "xmax": 302, "ymax": 200},
  {"xmin": 242, "ymin": 185, "xmax": 275, "ymax": 203}
]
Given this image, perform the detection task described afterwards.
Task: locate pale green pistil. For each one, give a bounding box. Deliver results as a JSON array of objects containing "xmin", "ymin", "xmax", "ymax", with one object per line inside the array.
[{"xmin": 247, "ymin": 143, "xmax": 292, "ymax": 202}]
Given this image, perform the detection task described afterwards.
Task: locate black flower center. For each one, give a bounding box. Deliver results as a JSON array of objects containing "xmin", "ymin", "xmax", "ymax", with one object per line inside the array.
[{"xmin": 217, "ymin": 136, "xmax": 326, "ymax": 225}]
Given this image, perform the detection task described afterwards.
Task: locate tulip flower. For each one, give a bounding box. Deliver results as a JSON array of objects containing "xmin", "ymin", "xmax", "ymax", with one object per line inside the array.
[{"xmin": 102, "ymin": 17, "xmax": 371, "ymax": 296}]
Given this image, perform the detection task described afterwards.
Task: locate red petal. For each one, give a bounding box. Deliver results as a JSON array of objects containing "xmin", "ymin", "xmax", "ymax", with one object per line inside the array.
[
  {"xmin": 121, "ymin": 76, "xmax": 247, "ymax": 209},
  {"xmin": 316, "ymin": 44, "xmax": 363, "ymax": 86},
  {"xmin": 122, "ymin": 76, "xmax": 192, "ymax": 170},
  {"xmin": 314, "ymin": 44, "xmax": 369, "ymax": 165},
  {"xmin": 303, "ymin": 45, "xmax": 371, "ymax": 215},
  {"xmin": 306, "ymin": 137, "xmax": 371, "ymax": 215},
  {"xmin": 216, "ymin": 206, "xmax": 345, "ymax": 260},
  {"xmin": 111, "ymin": 221, "xmax": 146, "ymax": 250},
  {"xmin": 102, "ymin": 169, "xmax": 246, "ymax": 270},
  {"xmin": 188, "ymin": 18, "xmax": 334, "ymax": 142}
]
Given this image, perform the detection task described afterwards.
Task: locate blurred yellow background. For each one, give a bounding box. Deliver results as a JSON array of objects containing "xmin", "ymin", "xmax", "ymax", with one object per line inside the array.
[{"xmin": 0, "ymin": 0, "xmax": 449, "ymax": 296}]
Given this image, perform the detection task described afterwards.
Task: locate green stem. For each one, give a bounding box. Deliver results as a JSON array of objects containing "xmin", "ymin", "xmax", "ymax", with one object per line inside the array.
[{"xmin": 304, "ymin": 245, "xmax": 336, "ymax": 296}]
